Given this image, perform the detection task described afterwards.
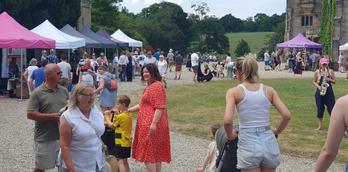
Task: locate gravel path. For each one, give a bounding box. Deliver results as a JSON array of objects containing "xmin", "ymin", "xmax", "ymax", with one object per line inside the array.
[{"xmin": 0, "ymin": 63, "xmax": 346, "ymax": 172}]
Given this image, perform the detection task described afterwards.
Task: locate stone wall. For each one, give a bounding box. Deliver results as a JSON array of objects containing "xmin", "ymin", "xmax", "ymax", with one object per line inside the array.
[
  {"xmin": 77, "ymin": 0, "xmax": 91, "ymax": 30},
  {"xmin": 285, "ymin": 0, "xmax": 348, "ymax": 58}
]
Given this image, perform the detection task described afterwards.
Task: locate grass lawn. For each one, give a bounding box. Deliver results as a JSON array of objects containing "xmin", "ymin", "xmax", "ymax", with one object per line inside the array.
[
  {"xmin": 164, "ymin": 78, "xmax": 348, "ymax": 161},
  {"xmin": 226, "ymin": 32, "xmax": 273, "ymax": 57}
]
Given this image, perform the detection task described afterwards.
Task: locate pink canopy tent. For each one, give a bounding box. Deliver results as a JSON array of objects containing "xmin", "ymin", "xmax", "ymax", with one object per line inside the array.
[
  {"xmin": 0, "ymin": 12, "xmax": 55, "ymax": 99},
  {"xmin": 0, "ymin": 12, "xmax": 55, "ymax": 48},
  {"xmin": 277, "ymin": 33, "xmax": 322, "ymax": 49}
]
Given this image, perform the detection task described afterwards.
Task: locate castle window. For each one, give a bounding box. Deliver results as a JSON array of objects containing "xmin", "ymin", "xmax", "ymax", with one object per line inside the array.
[{"xmin": 301, "ymin": 16, "xmax": 313, "ymax": 26}]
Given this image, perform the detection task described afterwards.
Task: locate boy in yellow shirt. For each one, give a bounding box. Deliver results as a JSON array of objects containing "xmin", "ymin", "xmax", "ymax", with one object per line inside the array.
[{"xmin": 105, "ymin": 95, "xmax": 132, "ymax": 172}]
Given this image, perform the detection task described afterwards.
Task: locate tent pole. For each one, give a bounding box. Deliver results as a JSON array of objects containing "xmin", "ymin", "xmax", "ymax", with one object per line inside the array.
[
  {"xmin": 68, "ymin": 50, "xmax": 70, "ymax": 62},
  {"xmin": 20, "ymin": 48, "xmax": 23, "ymax": 100}
]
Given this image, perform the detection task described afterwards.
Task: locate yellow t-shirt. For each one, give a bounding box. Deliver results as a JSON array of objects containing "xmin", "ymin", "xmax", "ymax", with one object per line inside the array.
[{"xmin": 112, "ymin": 112, "xmax": 132, "ymax": 148}]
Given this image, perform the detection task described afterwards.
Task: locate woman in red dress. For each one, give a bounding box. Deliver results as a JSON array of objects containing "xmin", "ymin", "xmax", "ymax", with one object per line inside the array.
[{"xmin": 128, "ymin": 63, "xmax": 171, "ymax": 172}]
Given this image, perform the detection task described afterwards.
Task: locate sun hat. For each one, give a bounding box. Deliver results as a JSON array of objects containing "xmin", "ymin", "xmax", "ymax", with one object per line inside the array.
[{"xmin": 320, "ymin": 58, "xmax": 329, "ymax": 65}]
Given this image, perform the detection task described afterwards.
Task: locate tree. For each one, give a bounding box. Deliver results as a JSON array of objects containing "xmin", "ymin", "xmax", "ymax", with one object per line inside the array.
[
  {"xmin": 191, "ymin": 1, "xmax": 210, "ymax": 20},
  {"xmin": 191, "ymin": 17, "xmax": 229, "ymax": 54},
  {"xmin": 0, "ymin": 0, "xmax": 81, "ymax": 28},
  {"xmin": 91, "ymin": 0, "xmax": 122, "ymax": 32},
  {"xmin": 235, "ymin": 39, "xmax": 251, "ymax": 57},
  {"xmin": 137, "ymin": 2, "xmax": 191, "ymax": 52},
  {"xmin": 242, "ymin": 17, "xmax": 257, "ymax": 32},
  {"xmin": 265, "ymin": 22, "xmax": 285, "ymax": 52},
  {"xmin": 219, "ymin": 14, "xmax": 244, "ymax": 32}
]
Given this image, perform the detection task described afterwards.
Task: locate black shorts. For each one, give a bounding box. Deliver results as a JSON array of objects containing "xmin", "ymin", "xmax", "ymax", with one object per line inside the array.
[{"xmin": 112, "ymin": 146, "xmax": 131, "ymax": 159}]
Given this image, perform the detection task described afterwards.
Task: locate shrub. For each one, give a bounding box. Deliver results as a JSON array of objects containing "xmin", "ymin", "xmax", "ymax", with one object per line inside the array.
[{"xmin": 234, "ymin": 39, "xmax": 251, "ymax": 57}]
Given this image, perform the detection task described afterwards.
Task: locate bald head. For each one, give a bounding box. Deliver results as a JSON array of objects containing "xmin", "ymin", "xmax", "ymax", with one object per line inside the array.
[{"xmin": 45, "ymin": 64, "xmax": 59, "ymax": 75}]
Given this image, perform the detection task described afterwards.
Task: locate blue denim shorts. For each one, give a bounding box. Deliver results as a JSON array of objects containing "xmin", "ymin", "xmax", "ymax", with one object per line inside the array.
[{"xmin": 237, "ymin": 126, "xmax": 281, "ymax": 169}]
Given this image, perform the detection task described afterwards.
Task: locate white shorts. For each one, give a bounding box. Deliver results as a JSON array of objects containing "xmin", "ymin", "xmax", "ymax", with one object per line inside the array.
[{"xmin": 34, "ymin": 140, "xmax": 59, "ymax": 170}]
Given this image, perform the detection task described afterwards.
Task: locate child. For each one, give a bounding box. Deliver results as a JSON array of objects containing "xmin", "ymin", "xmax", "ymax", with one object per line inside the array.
[
  {"xmin": 197, "ymin": 123, "xmax": 221, "ymax": 172},
  {"xmin": 105, "ymin": 95, "xmax": 132, "ymax": 172}
]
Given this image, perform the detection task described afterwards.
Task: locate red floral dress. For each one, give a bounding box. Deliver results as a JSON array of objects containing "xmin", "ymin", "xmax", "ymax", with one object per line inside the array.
[{"xmin": 132, "ymin": 81, "xmax": 171, "ymax": 163}]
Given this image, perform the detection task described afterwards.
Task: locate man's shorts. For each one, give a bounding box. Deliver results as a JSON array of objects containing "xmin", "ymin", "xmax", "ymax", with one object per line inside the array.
[
  {"xmin": 112, "ymin": 146, "xmax": 131, "ymax": 159},
  {"xmin": 175, "ymin": 64, "xmax": 182, "ymax": 72},
  {"xmin": 192, "ymin": 65, "xmax": 199, "ymax": 73},
  {"xmin": 237, "ymin": 127, "xmax": 281, "ymax": 169},
  {"xmin": 34, "ymin": 140, "xmax": 59, "ymax": 170}
]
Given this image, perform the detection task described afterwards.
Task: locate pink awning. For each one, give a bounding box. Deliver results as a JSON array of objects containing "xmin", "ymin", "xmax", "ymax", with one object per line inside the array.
[{"xmin": 0, "ymin": 12, "xmax": 55, "ymax": 48}]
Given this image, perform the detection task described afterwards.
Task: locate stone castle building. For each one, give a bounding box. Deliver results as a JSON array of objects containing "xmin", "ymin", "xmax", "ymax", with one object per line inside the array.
[
  {"xmin": 77, "ymin": 0, "xmax": 91, "ymax": 30},
  {"xmin": 285, "ymin": 0, "xmax": 348, "ymax": 57}
]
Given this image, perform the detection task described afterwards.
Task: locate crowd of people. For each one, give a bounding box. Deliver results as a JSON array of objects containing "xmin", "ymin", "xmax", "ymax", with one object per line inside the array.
[{"xmin": 22, "ymin": 46, "xmax": 348, "ymax": 172}]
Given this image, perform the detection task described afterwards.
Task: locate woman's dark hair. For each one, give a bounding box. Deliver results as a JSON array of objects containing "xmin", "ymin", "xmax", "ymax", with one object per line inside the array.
[{"xmin": 141, "ymin": 64, "xmax": 162, "ymax": 82}]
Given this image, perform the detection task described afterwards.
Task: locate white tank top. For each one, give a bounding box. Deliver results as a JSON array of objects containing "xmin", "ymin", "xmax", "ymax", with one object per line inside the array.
[{"xmin": 236, "ymin": 84, "xmax": 271, "ymax": 129}]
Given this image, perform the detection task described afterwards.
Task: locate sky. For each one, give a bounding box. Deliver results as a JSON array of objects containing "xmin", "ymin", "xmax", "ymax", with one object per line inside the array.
[{"xmin": 121, "ymin": 0, "xmax": 286, "ymax": 19}]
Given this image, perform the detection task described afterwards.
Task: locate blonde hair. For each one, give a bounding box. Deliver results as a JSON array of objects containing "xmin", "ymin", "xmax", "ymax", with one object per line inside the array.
[
  {"xmin": 211, "ymin": 123, "xmax": 221, "ymax": 137},
  {"xmin": 235, "ymin": 56, "xmax": 259, "ymax": 83},
  {"xmin": 29, "ymin": 58, "xmax": 37, "ymax": 66},
  {"xmin": 69, "ymin": 83, "xmax": 94, "ymax": 109}
]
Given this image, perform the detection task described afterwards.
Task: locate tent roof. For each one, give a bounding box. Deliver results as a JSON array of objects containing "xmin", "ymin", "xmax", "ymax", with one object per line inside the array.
[
  {"xmin": 96, "ymin": 29, "xmax": 128, "ymax": 48},
  {"xmin": 111, "ymin": 29, "xmax": 142, "ymax": 47},
  {"xmin": 60, "ymin": 24, "xmax": 102, "ymax": 48},
  {"xmin": 80, "ymin": 27, "xmax": 117, "ymax": 48},
  {"xmin": 31, "ymin": 20, "xmax": 85, "ymax": 49},
  {"xmin": 277, "ymin": 33, "xmax": 322, "ymax": 49},
  {"xmin": 0, "ymin": 12, "xmax": 55, "ymax": 48},
  {"xmin": 339, "ymin": 42, "xmax": 348, "ymax": 51}
]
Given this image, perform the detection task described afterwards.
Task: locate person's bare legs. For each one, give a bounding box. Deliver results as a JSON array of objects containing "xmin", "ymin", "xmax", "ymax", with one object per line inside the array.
[
  {"xmin": 145, "ymin": 163, "xmax": 156, "ymax": 172},
  {"xmin": 33, "ymin": 168, "xmax": 44, "ymax": 172},
  {"xmin": 178, "ymin": 70, "xmax": 181, "ymax": 80},
  {"xmin": 261, "ymin": 167, "xmax": 276, "ymax": 172},
  {"xmin": 156, "ymin": 163, "xmax": 162, "ymax": 172},
  {"xmin": 118, "ymin": 159, "xmax": 130, "ymax": 172},
  {"xmin": 241, "ymin": 168, "xmax": 261, "ymax": 172},
  {"xmin": 315, "ymin": 118, "xmax": 323, "ymax": 130}
]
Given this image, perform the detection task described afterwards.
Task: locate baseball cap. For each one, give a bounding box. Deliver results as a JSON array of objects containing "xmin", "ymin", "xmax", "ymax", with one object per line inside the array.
[
  {"xmin": 320, "ymin": 58, "xmax": 329, "ymax": 65},
  {"xmin": 100, "ymin": 53, "xmax": 105, "ymax": 56}
]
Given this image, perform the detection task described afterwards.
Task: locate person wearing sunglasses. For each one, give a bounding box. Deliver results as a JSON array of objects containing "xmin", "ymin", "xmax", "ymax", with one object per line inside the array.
[{"xmin": 27, "ymin": 64, "xmax": 69, "ymax": 172}]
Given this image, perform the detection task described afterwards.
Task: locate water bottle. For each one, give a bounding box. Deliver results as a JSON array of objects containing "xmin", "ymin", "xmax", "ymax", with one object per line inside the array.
[{"xmin": 345, "ymin": 162, "xmax": 348, "ymax": 172}]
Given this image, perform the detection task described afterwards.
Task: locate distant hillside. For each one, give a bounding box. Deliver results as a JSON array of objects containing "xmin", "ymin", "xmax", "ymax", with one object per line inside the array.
[{"xmin": 226, "ymin": 32, "xmax": 273, "ymax": 57}]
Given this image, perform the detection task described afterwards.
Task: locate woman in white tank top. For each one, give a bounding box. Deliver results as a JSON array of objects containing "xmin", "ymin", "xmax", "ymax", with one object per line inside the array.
[{"xmin": 223, "ymin": 56, "xmax": 291, "ymax": 172}]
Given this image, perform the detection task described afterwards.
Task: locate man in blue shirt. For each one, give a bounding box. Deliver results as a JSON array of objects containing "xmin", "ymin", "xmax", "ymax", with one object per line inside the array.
[
  {"xmin": 154, "ymin": 49, "xmax": 161, "ymax": 61},
  {"xmin": 29, "ymin": 60, "xmax": 48, "ymax": 88}
]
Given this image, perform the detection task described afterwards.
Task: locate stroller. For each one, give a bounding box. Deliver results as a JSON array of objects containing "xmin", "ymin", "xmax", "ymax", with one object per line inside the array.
[
  {"xmin": 197, "ymin": 61, "xmax": 214, "ymax": 82},
  {"xmin": 215, "ymin": 125, "xmax": 240, "ymax": 172}
]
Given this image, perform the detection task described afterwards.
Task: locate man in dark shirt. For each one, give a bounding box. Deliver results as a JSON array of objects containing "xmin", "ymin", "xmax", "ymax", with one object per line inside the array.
[{"xmin": 174, "ymin": 51, "xmax": 183, "ymax": 80}]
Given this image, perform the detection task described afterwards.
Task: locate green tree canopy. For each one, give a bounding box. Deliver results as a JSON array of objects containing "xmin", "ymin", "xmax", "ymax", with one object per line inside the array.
[
  {"xmin": 194, "ymin": 17, "xmax": 229, "ymax": 54},
  {"xmin": 219, "ymin": 14, "xmax": 244, "ymax": 32},
  {"xmin": 235, "ymin": 39, "xmax": 251, "ymax": 57},
  {"xmin": 0, "ymin": 0, "xmax": 80, "ymax": 28},
  {"xmin": 91, "ymin": 0, "xmax": 122, "ymax": 32},
  {"xmin": 137, "ymin": 2, "xmax": 191, "ymax": 52}
]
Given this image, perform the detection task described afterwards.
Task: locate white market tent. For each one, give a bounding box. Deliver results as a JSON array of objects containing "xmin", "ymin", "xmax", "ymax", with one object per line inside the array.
[
  {"xmin": 111, "ymin": 29, "xmax": 142, "ymax": 47},
  {"xmin": 339, "ymin": 42, "xmax": 348, "ymax": 51},
  {"xmin": 31, "ymin": 20, "xmax": 85, "ymax": 49}
]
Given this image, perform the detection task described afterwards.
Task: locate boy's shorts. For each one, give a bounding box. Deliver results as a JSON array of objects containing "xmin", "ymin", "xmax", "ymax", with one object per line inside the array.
[
  {"xmin": 192, "ymin": 66, "xmax": 199, "ymax": 73},
  {"xmin": 112, "ymin": 146, "xmax": 131, "ymax": 159},
  {"xmin": 237, "ymin": 127, "xmax": 281, "ymax": 169},
  {"xmin": 34, "ymin": 140, "xmax": 59, "ymax": 169}
]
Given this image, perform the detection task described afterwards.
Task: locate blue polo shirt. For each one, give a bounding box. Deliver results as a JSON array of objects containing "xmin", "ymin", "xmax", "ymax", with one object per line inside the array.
[{"xmin": 31, "ymin": 67, "xmax": 45, "ymax": 88}]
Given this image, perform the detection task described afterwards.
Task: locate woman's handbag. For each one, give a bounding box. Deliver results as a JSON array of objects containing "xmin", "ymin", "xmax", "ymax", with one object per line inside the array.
[{"xmin": 85, "ymin": 119, "xmax": 119, "ymax": 172}]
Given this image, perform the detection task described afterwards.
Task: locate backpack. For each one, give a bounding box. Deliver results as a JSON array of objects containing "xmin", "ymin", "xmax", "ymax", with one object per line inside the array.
[{"xmin": 104, "ymin": 73, "xmax": 117, "ymax": 91}]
